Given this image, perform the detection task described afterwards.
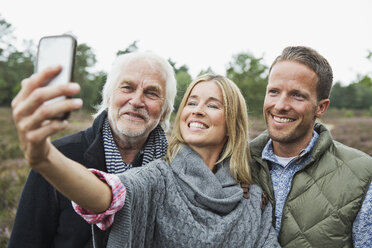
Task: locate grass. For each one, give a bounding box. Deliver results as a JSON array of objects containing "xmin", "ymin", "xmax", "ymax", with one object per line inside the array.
[
  {"xmin": 0, "ymin": 107, "xmax": 371, "ymax": 245},
  {"xmin": 321, "ymin": 108, "xmax": 372, "ymax": 156},
  {"xmin": 0, "ymin": 107, "xmax": 93, "ymax": 246},
  {"xmin": 0, "ymin": 159, "xmax": 28, "ymax": 246}
]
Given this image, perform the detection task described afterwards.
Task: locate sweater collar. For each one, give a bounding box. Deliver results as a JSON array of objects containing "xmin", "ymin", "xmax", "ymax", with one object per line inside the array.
[
  {"xmin": 171, "ymin": 146, "xmax": 242, "ymax": 214},
  {"xmin": 262, "ymin": 130, "xmax": 319, "ymax": 167},
  {"xmin": 250, "ymin": 123, "xmax": 334, "ymax": 168}
]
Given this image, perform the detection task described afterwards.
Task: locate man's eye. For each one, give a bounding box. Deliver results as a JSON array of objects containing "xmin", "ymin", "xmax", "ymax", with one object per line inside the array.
[
  {"xmin": 268, "ymin": 89, "xmax": 278, "ymax": 94},
  {"xmin": 294, "ymin": 93, "xmax": 304, "ymax": 98},
  {"xmin": 121, "ymin": 85, "xmax": 133, "ymax": 91},
  {"xmin": 145, "ymin": 91, "xmax": 160, "ymax": 99}
]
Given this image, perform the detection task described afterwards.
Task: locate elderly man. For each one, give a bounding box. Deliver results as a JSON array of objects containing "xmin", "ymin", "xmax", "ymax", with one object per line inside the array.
[
  {"xmin": 250, "ymin": 46, "xmax": 372, "ymax": 248},
  {"xmin": 9, "ymin": 52, "xmax": 177, "ymax": 247}
]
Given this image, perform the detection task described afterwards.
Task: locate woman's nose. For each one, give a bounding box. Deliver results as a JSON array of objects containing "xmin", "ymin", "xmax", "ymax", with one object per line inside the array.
[{"xmin": 192, "ymin": 105, "xmax": 205, "ymax": 116}]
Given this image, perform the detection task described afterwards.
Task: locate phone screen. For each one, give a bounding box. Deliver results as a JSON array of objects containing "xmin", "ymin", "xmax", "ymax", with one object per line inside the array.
[{"xmin": 35, "ymin": 35, "xmax": 77, "ymax": 119}]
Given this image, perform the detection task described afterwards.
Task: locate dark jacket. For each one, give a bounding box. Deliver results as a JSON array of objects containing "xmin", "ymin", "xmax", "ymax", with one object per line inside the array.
[
  {"xmin": 250, "ymin": 123, "xmax": 372, "ymax": 248},
  {"xmin": 9, "ymin": 111, "xmax": 109, "ymax": 248}
]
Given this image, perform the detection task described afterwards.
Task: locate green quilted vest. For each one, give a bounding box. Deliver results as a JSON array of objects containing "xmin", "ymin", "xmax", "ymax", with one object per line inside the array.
[{"xmin": 250, "ymin": 124, "xmax": 372, "ymax": 248}]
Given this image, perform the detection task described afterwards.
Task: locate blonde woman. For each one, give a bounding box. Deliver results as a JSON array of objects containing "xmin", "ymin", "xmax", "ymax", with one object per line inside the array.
[{"xmin": 13, "ymin": 73, "xmax": 279, "ymax": 247}]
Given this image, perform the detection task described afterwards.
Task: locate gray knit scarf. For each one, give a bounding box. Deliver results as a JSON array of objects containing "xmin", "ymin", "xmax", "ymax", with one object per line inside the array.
[
  {"xmin": 102, "ymin": 118, "xmax": 168, "ymax": 174},
  {"xmin": 103, "ymin": 145, "xmax": 280, "ymax": 247}
]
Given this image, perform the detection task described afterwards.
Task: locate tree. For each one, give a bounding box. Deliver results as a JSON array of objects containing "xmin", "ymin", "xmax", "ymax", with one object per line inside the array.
[
  {"xmin": 197, "ymin": 67, "xmax": 215, "ymax": 76},
  {"xmin": 73, "ymin": 43, "xmax": 106, "ymax": 110},
  {"xmin": 330, "ymin": 79, "xmax": 372, "ymax": 110},
  {"xmin": 1, "ymin": 51, "xmax": 34, "ymax": 105},
  {"xmin": 0, "ymin": 15, "xmax": 16, "ymax": 60},
  {"xmin": 168, "ymin": 59, "xmax": 192, "ymax": 112},
  {"xmin": 330, "ymin": 50, "xmax": 372, "ymax": 110},
  {"xmin": 116, "ymin": 40, "xmax": 139, "ymax": 56},
  {"xmin": 0, "ymin": 16, "xmax": 34, "ymax": 105},
  {"xmin": 367, "ymin": 50, "xmax": 372, "ymax": 61},
  {"xmin": 329, "ymin": 82, "xmax": 347, "ymax": 108},
  {"xmin": 81, "ymin": 71, "xmax": 106, "ymax": 111},
  {"xmin": 226, "ymin": 52, "xmax": 268, "ymax": 116},
  {"xmin": 0, "ymin": 16, "xmax": 107, "ymax": 109},
  {"xmin": 354, "ymin": 75, "xmax": 372, "ymax": 109}
]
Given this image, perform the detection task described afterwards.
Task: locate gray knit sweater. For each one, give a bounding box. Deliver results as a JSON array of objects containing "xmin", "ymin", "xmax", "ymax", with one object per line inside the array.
[{"xmin": 103, "ymin": 146, "xmax": 280, "ymax": 247}]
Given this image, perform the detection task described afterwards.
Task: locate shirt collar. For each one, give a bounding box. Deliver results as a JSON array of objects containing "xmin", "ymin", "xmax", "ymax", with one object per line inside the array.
[{"xmin": 262, "ymin": 129, "xmax": 319, "ymax": 164}]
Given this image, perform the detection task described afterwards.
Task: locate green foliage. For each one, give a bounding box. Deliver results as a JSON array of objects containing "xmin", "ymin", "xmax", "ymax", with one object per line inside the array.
[
  {"xmin": 0, "ymin": 51, "xmax": 34, "ymax": 106},
  {"xmin": 71, "ymin": 43, "xmax": 107, "ymax": 110},
  {"xmin": 0, "ymin": 16, "xmax": 35, "ymax": 106},
  {"xmin": 81, "ymin": 71, "xmax": 106, "ymax": 110},
  {"xmin": 226, "ymin": 51, "xmax": 268, "ymax": 116},
  {"xmin": 331, "ymin": 50, "xmax": 372, "ymax": 111},
  {"xmin": 174, "ymin": 70, "xmax": 192, "ymax": 112},
  {"xmin": 116, "ymin": 40, "xmax": 139, "ymax": 56},
  {"xmin": 73, "ymin": 43, "xmax": 107, "ymax": 110},
  {"xmin": 198, "ymin": 67, "xmax": 215, "ymax": 76},
  {"xmin": 344, "ymin": 110, "xmax": 354, "ymax": 118},
  {"xmin": 367, "ymin": 50, "xmax": 372, "ymax": 61},
  {"xmin": 330, "ymin": 77, "xmax": 372, "ymax": 110},
  {"xmin": 0, "ymin": 15, "xmax": 15, "ymax": 60},
  {"xmin": 1, "ymin": 50, "xmax": 34, "ymax": 104},
  {"xmin": 74, "ymin": 44, "xmax": 97, "ymax": 78},
  {"xmin": 0, "ymin": 14, "xmax": 107, "ymax": 110},
  {"xmin": 329, "ymin": 82, "xmax": 348, "ymax": 108},
  {"xmin": 168, "ymin": 59, "xmax": 192, "ymax": 112}
]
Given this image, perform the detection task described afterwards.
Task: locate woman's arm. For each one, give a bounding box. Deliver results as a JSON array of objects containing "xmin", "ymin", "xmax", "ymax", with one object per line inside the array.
[
  {"xmin": 12, "ymin": 66, "xmax": 112, "ymax": 213},
  {"xmin": 37, "ymin": 144, "xmax": 112, "ymax": 213},
  {"xmin": 255, "ymin": 201, "xmax": 281, "ymax": 248}
]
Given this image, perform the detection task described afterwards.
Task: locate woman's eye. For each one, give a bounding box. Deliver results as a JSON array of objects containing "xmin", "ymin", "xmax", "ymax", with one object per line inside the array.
[
  {"xmin": 208, "ymin": 104, "xmax": 218, "ymax": 109},
  {"xmin": 186, "ymin": 101, "xmax": 196, "ymax": 106}
]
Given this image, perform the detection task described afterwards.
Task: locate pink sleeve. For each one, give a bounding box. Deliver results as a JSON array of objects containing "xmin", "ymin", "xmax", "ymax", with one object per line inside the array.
[{"xmin": 72, "ymin": 169, "xmax": 126, "ymax": 230}]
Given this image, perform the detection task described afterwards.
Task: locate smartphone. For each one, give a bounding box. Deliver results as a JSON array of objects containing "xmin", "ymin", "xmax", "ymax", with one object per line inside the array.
[{"xmin": 35, "ymin": 34, "xmax": 77, "ymax": 119}]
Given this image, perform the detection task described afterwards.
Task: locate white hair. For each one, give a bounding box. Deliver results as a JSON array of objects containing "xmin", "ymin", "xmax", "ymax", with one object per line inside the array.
[{"xmin": 93, "ymin": 52, "xmax": 177, "ymax": 131}]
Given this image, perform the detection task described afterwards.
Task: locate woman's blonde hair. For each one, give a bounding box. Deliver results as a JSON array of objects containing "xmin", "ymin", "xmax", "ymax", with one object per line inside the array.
[{"xmin": 166, "ymin": 74, "xmax": 253, "ymax": 184}]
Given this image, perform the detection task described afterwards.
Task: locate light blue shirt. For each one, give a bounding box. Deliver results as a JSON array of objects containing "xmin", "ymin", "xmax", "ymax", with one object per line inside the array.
[{"xmin": 262, "ymin": 130, "xmax": 372, "ymax": 248}]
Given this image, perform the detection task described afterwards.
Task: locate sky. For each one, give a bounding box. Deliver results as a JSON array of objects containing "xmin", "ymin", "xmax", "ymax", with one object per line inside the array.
[{"xmin": 2, "ymin": 0, "xmax": 372, "ymax": 85}]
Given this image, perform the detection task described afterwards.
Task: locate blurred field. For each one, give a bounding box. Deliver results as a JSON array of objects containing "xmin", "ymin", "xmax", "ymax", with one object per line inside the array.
[
  {"xmin": 0, "ymin": 107, "xmax": 94, "ymax": 247},
  {"xmin": 0, "ymin": 107, "xmax": 371, "ymax": 246}
]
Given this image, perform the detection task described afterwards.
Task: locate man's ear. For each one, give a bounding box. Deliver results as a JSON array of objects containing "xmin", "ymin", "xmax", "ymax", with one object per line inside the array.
[
  {"xmin": 160, "ymin": 109, "xmax": 167, "ymax": 122},
  {"xmin": 160, "ymin": 113, "xmax": 166, "ymax": 122},
  {"xmin": 315, "ymin": 99, "xmax": 330, "ymax": 118}
]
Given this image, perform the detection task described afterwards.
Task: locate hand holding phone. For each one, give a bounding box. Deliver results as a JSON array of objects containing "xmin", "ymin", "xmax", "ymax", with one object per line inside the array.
[{"xmin": 35, "ymin": 34, "xmax": 77, "ymax": 119}]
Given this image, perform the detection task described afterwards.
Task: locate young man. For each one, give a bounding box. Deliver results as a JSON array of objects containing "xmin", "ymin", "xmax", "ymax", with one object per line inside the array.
[
  {"xmin": 250, "ymin": 46, "xmax": 372, "ymax": 248},
  {"xmin": 9, "ymin": 52, "xmax": 177, "ymax": 247}
]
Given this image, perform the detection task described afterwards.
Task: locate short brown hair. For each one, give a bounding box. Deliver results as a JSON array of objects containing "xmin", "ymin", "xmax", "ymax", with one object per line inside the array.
[{"xmin": 269, "ymin": 46, "xmax": 333, "ymax": 101}]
